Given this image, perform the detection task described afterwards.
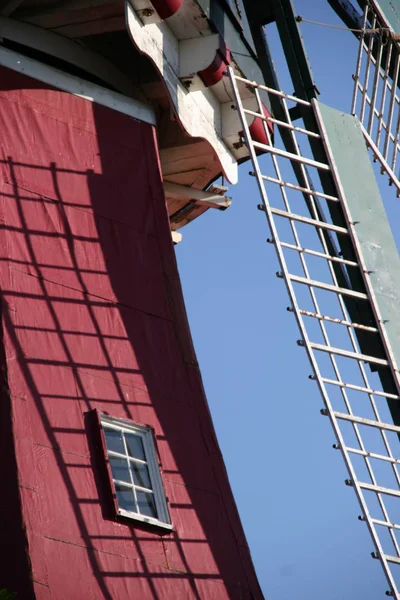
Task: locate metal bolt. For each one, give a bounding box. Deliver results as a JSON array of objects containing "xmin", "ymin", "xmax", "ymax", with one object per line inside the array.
[
  {"xmin": 320, "ymin": 408, "xmax": 328, "ymax": 416},
  {"xmin": 257, "ymin": 204, "xmax": 265, "ymax": 211},
  {"xmin": 371, "ymin": 552, "xmax": 379, "ymax": 559},
  {"xmin": 276, "ymin": 271, "xmax": 284, "ymax": 279},
  {"xmin": 358, "ymin": 515, "xmax": 366, "ymax": 521},
  {"xmin": 344, "ymin": 479, "xmax": 353, "ymax": 487},
  {"xmin": 266, "ymin": 238, "xmax": 274, "ymax": 243},
  {"xmin": 296, "ymin": 339, "xmax": 305, "ymax": 346},
  {"xmin": 332, "ymin": 444, "xmax": 340, "ymax": 450}
]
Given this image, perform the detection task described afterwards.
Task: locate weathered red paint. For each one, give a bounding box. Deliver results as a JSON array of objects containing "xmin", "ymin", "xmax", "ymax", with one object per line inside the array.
[
  {"xmin": 198, "ymin": 39, "xmax": 231, "ymax": 88},
  {"xmin": 246, "ymin": 103, "xmax": 274, "ymax": 145},
  {"xmin": 0, "ymin": 66, "xmax": 263, "ymax": 599},
  {"xmin": 150, "ymin": 0, "xmax": 182, "ymax": 19}
]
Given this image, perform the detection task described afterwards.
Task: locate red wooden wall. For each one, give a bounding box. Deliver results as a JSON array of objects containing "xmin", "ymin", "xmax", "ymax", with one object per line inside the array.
[{"xmin": 0, "ymin": 66, "xmax": 263, "ymax": 600}]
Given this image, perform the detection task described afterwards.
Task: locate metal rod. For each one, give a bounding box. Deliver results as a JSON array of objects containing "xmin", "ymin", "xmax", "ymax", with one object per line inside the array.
[
  {"xmin": 360, "ymin": 12, "xmax": 376, "ymax": 123},
  {"xmin": 321, "ymin": 377, "xmax": 398, "ymax": 399},
  {"xmin": 310, "ymin": 343, "xmax": 389, "ymax": 366},
  {"xmin": 360, "ymin": 95, "xmax": 400, "ymax": 153},
  {"xmin": 391, "ymin": 107, "xmax": 400, "ymax": 173},
  {"xmin": 361, "ymin": 124, "xmax": 400, "ymax": 193},
  {"xmin": 289, "ymin": 274, "xmax": 368, "ymax": 300},
  {"xmin": 359, "ymin": 482, "xmax": 400, "ymax": 498},
  {"xmin": 376, "ymin": 41, "xmax": 393, "ymax": 147},
  {"xmin": 351, "ymin": 5, "xmax": 369, "ymax": 115},
  {"xmin": 384, "ymin": 555, "xmax": 400, "ymax": 565},
  {"xmin": 372, "ymin": 518, "xmax": 400, "ymax": 530},
  {"xmin": 258, "ymin": 174, "xmax": 339, "ymax": 202},
  {"xmin": 368, "ymin": 32, "xmax": 384, "ymax": 135},
  {"xmin": 234, "ymin": 74, "xmax": 312, "ymax": 106},
  {"xmin": 271, "ymin": 207, "xmax": 349, "ymax": 234},
  {"xmin": 333, "ymin": 411, "xmax": 400, "ymax": 433},
  {"xmin": 358, "ymin": 50, "xmax": 400, "ymax": 101},
  {"xmin": 243, "ymin": 108, "xmax": 321, "ymax": 138},
  {"xmin": 281, "ymin": 241, "xmax": 359, "ymax": 267},
  {"xmin": 251, "ymin": 141, "xmax": 331, "ymax": 170},
  {"xmin": 298, "ymin": 308, "xmax": 378, "ymax": 332},
  {"xmin": 347, "ymin": 449, "xmax": 400, "ymax": 466},
  {"xmin": 383, "ymin": 50, "xmax": 400, "ymax": 161}
]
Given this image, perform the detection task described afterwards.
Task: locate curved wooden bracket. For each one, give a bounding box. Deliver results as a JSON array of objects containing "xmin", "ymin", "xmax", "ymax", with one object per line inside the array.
[{"xmin": 197, "ymin": 40, "xmax": 230, "ymax": 88}]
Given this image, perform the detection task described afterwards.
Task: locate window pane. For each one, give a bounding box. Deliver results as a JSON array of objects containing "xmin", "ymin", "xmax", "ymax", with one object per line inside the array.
[
  {"xmin": 131, "ymin": 462, "xmax": 152, "ymax": 489},
  {"xmin": 109, "ymin": 456, "xmax": 131, "ymax": 483},
  {"xmin": 137, "ymin": 490, "xmax": 157, "ymax": 518},
  {"xmin": 104, "ymin": 427, "xmax": 124, "ymax": 455},
  {"xmin": 115, "ymin": 484, "xmax": 136, "ymax": 512},
  {"xmin": 125, "ymin": 432, "xmax": 146, "ymax": 460}
]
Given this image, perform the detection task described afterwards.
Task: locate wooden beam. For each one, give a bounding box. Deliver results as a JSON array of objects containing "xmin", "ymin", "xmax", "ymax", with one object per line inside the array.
[
  {"xmin": 51, "ymin": 15, "xmax": 124, "ymax": 37},
  {"xmin": 16, "ymin": 0, "xmax": 115, "ymax": 19},
  {"xmin": 171, "ymin": 231, "xmax": 182, "ymax": 245},
  {"xmin": 164, "ymin": 181, "xmax": 231, "ymax": 209},
  {"xmin": 16, "ymin": 0, "xmax": 123, "ymax": 30},
  {"xmin": 0, "ymin": 0, "xmax": 26, "ymax": 17},
  {"xmin": 0, "ymin": 16, "xmax": 137, "ymax": 96}
]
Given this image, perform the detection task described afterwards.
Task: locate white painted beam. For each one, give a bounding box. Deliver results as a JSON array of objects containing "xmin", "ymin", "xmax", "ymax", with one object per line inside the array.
[
  {"xmin": 0, "ymin": 16, "xmax": 139, "ymax": 98},
  {"xmin": 0, "ymin": 45, "xmax": 155, "ymax": 125},
  {"xmin": 179, "ymin": 34, "xmax": 220, "ymax": 79},
  {"xmin": 0, "ymin": 0, "xmax": 25, "ymax": 17},
  {"xmin": 126, "ymin": 1, "xmax": 238, "ymax": 183},
  {"xmin": 171, "ymin": 230, "xmax": 182, "ymax": 244},
  {"xmin": 164, "ymin": 181, "xmax": 231, "ymax": 209}
]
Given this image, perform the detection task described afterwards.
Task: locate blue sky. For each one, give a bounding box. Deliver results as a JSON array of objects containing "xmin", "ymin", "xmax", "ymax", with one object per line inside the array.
[{"xmin": 176, "ymin": 2, "xmax": 400, "ymax": 599}]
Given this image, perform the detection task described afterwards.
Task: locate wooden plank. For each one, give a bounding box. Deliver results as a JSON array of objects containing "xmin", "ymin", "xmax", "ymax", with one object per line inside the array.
[
  {"xmin": 19, "ymin": 0, "xmax": 122, "ymax": 28},
  {"xmin": 51, "ymin": 14, "xmax": 124, "ymax": 36}
]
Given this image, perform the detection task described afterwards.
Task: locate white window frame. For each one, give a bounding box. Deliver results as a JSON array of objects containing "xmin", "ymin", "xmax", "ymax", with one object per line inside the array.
[{"xmin": 100, "ymin": 414, "xmax": 172, "ymax": 531}]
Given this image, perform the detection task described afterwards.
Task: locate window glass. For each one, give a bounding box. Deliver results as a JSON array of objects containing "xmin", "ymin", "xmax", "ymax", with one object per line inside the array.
[
  {"xmin": 109, "ymin": 456, "xmax": 130, "ymax": 483},
  {"xmin": 125, "ymin": 432, "xmax": 146, "ymax": 460},
  {"xmin": 131, "ymin": 462, "xmax": 152, "ymax": 489},
  {"xmin": 100, "ymin": 417, "xmax": 171, "ymax": 528},
  {"xmin": 104, "ymin": 428, "xmax": 124, "ymax": 455}
]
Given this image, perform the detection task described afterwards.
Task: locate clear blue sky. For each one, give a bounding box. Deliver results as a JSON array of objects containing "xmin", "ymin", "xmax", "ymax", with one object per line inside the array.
[{"xmin": 176, "ymin": 2, "xmax": 400, "ymax": 599}]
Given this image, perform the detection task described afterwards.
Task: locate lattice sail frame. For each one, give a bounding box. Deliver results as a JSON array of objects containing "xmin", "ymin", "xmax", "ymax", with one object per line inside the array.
[
  {"xmin": 352, "ymin": 3, "xmax": 400, "ymax": 194},
  {"xmin": 228, "ymin": 66, "xmax": 400, "ymax": 597}
]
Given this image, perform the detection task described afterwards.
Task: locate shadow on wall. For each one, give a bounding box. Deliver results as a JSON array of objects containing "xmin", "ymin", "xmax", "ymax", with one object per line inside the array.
[{"xmin": 0, "ymin": 69, "xmax": 262, "ymax": 600}]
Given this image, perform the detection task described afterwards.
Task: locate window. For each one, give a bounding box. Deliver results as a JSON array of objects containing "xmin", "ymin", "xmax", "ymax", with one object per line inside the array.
[{"xmin": 100, "ymin": 415, "xmax": 172, "ymax": 530}]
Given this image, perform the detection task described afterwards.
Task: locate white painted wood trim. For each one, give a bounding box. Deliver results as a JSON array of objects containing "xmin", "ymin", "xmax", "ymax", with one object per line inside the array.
[
  {"xmin": 0, "ymin": 45, "xmax": 156, "ymax": 125},
  {"xmin": 126, "ymin": 1, "xmax": 238, "ymax": 184},
  {"xmin": 171, "ymin": 230, "xmax": 182, "ymax": 244},
  {"xmin": 0, "ymin": 17, "xmax": 139, "ymax": 98},
  {"xmin": 164, "ymin": 181, "xmax": 231, "ymax": 208},
  {"xmin": 179, "ymin": 34, "xmax": 220, "ymax": 78}
]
